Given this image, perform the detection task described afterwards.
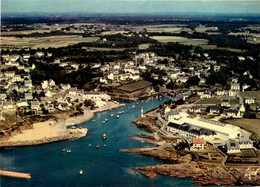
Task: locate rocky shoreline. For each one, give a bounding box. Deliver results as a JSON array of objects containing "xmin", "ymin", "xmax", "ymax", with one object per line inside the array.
[{"xmin": 0, "ymin": 129, "xmax": 87, "ymax": 148}]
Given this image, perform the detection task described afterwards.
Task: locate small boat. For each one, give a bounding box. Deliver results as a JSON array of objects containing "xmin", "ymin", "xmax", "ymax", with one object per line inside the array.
[
  {"xmin": 105, "ymin": 118, "xmax": 109, "ymax": 122},
  {"xmin": 79, "ymin": 170, "xmax": 83, "ymax": 175},
  {"xmin": 92, "ymin": 120, "xmax": 96, "ymax": 122},
  {"xmin": 111, "ymin": 114, "xmax": 114, "ymax": 117},
  {"xmin": 118, "ymin": 111, "xmax": 122, "ymax": 114},
  {"xmin": 102, "ymin": 121, "xmax": 106, "ymax": 124},
  {"xmin": 95, "ymin": 144, "xmax": 100, "ymax": 148},
  {"xmin": 102, "ymin": 133, "xmax": 107, "ymax": 140},
  {"xmin": 89, "ymin": 144, "xmax": 92, "ymax": 147},
  {"xmin": 103, "ymin": 144, "xmax": 106, "ymax": 147},
  {"xmin": 132, "ymin": 105, "xmax": 135, "ymax": 108},
  {"xmin": 117, "ymin": 115, "xmax": 120, "ymax": 119},
  {"xmin": 67, "ymin": 150, "xmax": 71, "ymax": 153},
  {"xmin": 62, "ymin": 149, "xmax": 66, "ymax": 152},
  {"xmin": 121, "ymin": 111, "xmax": 124, "ymax": 114}
]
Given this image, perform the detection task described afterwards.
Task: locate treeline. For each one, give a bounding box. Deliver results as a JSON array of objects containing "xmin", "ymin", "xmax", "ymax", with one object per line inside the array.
[{"xmin": 145, "ymin": 42, "xmax": 192, "ymax": 58}]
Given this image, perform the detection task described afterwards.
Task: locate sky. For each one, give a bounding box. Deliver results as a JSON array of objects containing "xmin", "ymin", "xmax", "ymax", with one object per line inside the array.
[{"xmin": 1, "ymin": 0, "xmax": 260, "ymax": 14}]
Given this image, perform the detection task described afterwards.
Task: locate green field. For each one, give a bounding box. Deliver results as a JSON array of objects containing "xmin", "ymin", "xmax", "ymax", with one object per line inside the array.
[
  {"xmin": 150, "ymin": 36, "xmax": 208, "ymax": 46},
  {"xmin": 118, "ymin": 80, "xmax": 152, "ymax": 92}
]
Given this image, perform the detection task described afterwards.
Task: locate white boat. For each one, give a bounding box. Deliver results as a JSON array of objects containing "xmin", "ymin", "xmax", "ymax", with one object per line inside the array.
[
  {"xmin": 92, "ymin": 120, "xmax": 96, "ymax": 122},
  {"xmin": 89, "ymin": 144, "xmax": 92, "ymax": 147},
  {"xmin": 111, "ymin": 114, "xmax": 114, "ymax": 117},
  {"xmin": 132, "ymin": 105, "xmax": 135, "ymax": 108},
  {"xmin": 105, "ymin": 118, "xmax": 109, "ymax": 122},
  {"xmin": 119, "ymin": 111, "xmax": 122, "ymax": 114},
  {"xmin": 79, "ymin": 170, "xmax": 83, "ymax": 175},
  {"xmin": 121, "ymin": 111, "xmax": 124, "ymax": 114},
  {"xmin": 102, "ymin": 121, "xmax": 106, "ymax": 124},
  {"xmin": 117, "ymin": 115, "xmax": 120, "ymax": 119},
  {"xmin": 102, "ymin": 133, "xmax": 107, "ymax": 140},
  {"xmin": 66, "ymin": 150, "xmax": 71, "ymax": 153}
]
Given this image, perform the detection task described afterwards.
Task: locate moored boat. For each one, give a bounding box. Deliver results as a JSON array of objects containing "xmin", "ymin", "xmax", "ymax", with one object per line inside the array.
[
  {"xmin": 117, "ymin": 115, "xmax": 120, "ymax": 119},
  {"xmin": 102, "ymin": 133, "xmax": 107, "ymax": 140},
  {"xmin": 79, "ymin": 170, "xmax": 83, "ymax": 175},
  {"xmin": 95, "ymin": 144, "xmax": 100, "ymax": 148}
]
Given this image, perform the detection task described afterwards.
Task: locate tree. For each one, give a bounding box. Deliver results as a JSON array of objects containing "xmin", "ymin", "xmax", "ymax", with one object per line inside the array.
[{"xmin": 186, "ymin": 76, "xmax": 200, "ymax": 86}]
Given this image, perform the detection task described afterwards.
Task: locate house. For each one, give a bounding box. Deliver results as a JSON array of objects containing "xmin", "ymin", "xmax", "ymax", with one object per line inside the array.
[
  {"xmin": 189, "ymin": 106, "xmax": 202, "ymax": 113},
  {"xmin": 45, "ymin": 90, "xmax": 53, "ymax": 98},
  {"xmin": 226, "ymin": 109, "xmax": 239, "ymax": 118},
  {"xmin": 216, "ymin": 89, "xmax": 225, "ymax": 96},
  {"xmin": 221, "ymin": 99, "xmax": 230, "ymax": 107},
  {"xmin": 58, "ymin": 103, "xmax": 70, "ymax": 111},
  {"xmin": 177, "ymin": 76, "xmax": 188, "ymax": 83},
  {"xmin": 5, "ymin": 71, "xmax": 15, "ymax": 78},
  {"xmin": 231, "ymin": 77, "xmax": 238, "ymax": 83},
  {"xmin": 225, "ymin": 141, "xmax": 241, "ymax": 154},
  {"xmin": 36, "ymin": 51, "xmax": 44, "ymax": 58},
  {"xmin": 238, "ymin": 56, "xmax": 245, "ymax": 61},
  {"xmin": 12, "ymin": 75, "xmax": 22, "ymax": 82},
  {"xmin": 41, "ymin": 80, "xmax": 49, "ymax": 89},
  {"xmin": 107, "ymin": 73, "xmax": 114, "ymax": 80},
  {"xmin": 17, "ymin": 99, "xmax": 29, "ymax": 107},
  {"xmin": 197, "ymin": 90, "xmax": 205, "ymax": 96},
  {"xmin": 0, "ymin": 93, "xmax": 7, "ymax": 101},
  {"xmin": 48, "ymin": 79, "xmax": 55, "ymax": 87},
  {"xmin": 166, "ymin": 110, "xmax": 181, "ymax": 121},
  {"xmin": 31, "ymin": 101, "xmax": 40, "ymax": 111},
  {"xmin": 60, "ymin": 84, "xmax": 71, "ymax": 90},
  {"xmin": 191, "ymin": 138, "xmax": 205, "ymax": 150},
  {"xmin": 45, "ymin": 103, "xmax": 55, "ymax": 112},
  {"xmin": 68, "ymin": 87, "xmax": 77, "ymax": 96},
  {"xmin": 100, "ymin": 77, "xmax": 108, "ymax": 84},
  {"xmin": 24, "ymin": 80, "xmax": 33, "ymax": 88},
  {"xmin": 19, "ymin": 86, "xmax": 30, "ymax": 93},
  {"xmin": 209, "ymin": 106, "xmax": 220, "ymax": 114},
  {"xmin": 2, "ymin": 101, "xmax": 14, "ymax": 110},
  {"xmin": 230, "ymin": 83, "xmax": 240, "ymax": 91},
  {"xmin": 229, "ymin": 90, "xmax": 238, "ymax": 97},
  {"xmin": 199, "ymin": 78, "xmax": 206, "ymax": 85},
  {"xmin": 239, "ymin": 141, "xmax": 254, "ymax": 149},
  {"xmin": 200, "ymin": 93, "xmax": 211, "ymax": 99},
  {"xmin": 25, "ymin": 93, "xmax": 33, "ymax": 100},
  {"xmin": 245, "ymin": 97, "xmax": 255, "ymax": 104},
  {"xmin": 214, "ymin": 65, "xmax": 221, "ymax": 72}
]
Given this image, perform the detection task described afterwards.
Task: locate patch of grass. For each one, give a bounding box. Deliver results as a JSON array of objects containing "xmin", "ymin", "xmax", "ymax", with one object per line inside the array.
[
  {"xmin": 224, "ymin": 118, "xmax": 260, "ymax": 141},
  {"xmin": 117, "ymin": 80, "xmax": 152, "ymax": 92},
  {"xmin": 195, "ymin": 98, "xmax": 220, "ymax": 105}
]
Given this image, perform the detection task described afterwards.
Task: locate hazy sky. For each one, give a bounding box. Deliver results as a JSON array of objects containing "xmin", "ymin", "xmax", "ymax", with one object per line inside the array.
[{"xmin": 2, "ymin": 0, "xmax": 260, "ymax": 14}]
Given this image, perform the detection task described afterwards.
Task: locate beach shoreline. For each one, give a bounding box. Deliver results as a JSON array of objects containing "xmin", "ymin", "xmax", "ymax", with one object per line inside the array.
[{"xmin": 0, "ymin": 101, "xmax": 124, "ymax": 147}]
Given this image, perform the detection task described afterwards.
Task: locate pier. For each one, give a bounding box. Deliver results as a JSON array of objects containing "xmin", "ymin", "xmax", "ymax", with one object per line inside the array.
[{"xmin": 0, "ymin": 169, "xmax": 31, "ymax": 179}]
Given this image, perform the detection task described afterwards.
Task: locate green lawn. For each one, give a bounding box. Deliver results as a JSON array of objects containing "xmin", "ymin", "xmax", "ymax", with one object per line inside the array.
[{"xmin": 117, "ymin": 80, "xmax": 152, "ymax": 92}]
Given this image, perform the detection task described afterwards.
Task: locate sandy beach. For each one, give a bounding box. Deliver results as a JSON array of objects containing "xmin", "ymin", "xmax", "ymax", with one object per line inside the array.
[{"xmin": 0, "ymin": 101, "xmax": 124, "ymax": 147}]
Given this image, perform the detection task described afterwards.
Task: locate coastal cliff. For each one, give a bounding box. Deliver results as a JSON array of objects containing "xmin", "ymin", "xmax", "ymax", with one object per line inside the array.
[{"xmin": 135, "ymin": 163, "xmax": 260, "ymax": 186}]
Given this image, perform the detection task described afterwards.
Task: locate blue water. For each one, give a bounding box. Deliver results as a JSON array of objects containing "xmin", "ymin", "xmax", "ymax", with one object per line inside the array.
[{"xmin": 0, "ymin": 97, "xmax": 194, "ymax": 186}]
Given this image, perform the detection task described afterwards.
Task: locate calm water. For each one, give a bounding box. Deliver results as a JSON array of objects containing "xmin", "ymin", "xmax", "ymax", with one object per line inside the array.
[{"xmin": 0, "ymin": 97, "xmax": 194, "ymax": 186}]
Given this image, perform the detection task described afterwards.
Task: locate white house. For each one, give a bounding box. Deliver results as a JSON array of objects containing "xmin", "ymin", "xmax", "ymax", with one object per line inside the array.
[
  {"xmin": 17, "ymin": 99, "xmax": 29, "ymax": 107},
  {"xmin": 245, "ymin": 97, "xmax": 255, "ymax": 104},
  {"xmin": 225, "ymin": 141, "xmax": 241, "ymax": 154},
  {"xmin": 2, "ymin": 101, "xmax": 14, "ymax": 110},
  {"xmin": 226, "ymin": 109, "xmax": 239, "ymax": 118},
  {"xmin": 221, "ymin": 99, "xmax": 230, "ymax": 107},
  {"xmin": 25, "ymin": 93, "xmax": 33, "ymax": 100},
  {"xmin": 166, "ymin": 110, "xmax": 182, "ymax": 122},
  {"xmin": 230, "ymin": 83, "xmax": 240, "ymax": 91}
]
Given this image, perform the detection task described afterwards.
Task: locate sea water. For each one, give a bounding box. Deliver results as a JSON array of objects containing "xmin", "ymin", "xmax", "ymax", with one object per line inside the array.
[{"xmin": 0, "ymin": 97, "xmax": 194, "ymax": 186}]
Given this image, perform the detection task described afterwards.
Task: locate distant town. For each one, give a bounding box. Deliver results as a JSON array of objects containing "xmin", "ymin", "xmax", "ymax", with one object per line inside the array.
[{"xmin": 1, "ymin": 14, "xmax": 260, "ymax": 185}]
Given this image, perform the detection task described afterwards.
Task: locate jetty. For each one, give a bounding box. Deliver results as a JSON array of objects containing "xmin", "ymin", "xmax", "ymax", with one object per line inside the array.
[{"xmin": 0, "ymin": 169, "xmax": 31, "ymax": 179}]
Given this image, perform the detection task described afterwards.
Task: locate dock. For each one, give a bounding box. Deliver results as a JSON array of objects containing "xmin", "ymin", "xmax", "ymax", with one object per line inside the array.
[{"xmin": 0, "ymin": 169, "xmax": 31, "ymax": 179}]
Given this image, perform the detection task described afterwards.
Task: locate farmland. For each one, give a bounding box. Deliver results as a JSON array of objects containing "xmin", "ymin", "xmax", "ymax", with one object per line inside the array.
[
  {"xmin": 150, "ymin": 36, "xmax": 208, "ymax": 46},
  {"xmin": 117, "ymin": 80, "xmax": 152, "ymax": 92},
  {"xmin": 1, "ymin": 35, "xmax": 98, "ymax": 49}
]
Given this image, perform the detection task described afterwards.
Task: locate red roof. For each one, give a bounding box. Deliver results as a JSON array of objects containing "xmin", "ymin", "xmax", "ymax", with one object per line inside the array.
[{"xmin": 192, "ymin": 138, "xmax": 205, "ymax": 144}]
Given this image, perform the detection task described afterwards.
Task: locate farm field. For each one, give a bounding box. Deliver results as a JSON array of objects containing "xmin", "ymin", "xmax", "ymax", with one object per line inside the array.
[
  {"xmin": 1, "ymin": 36, "xmax": 98, "ymax": 49},
  {"xmin": 150, "ymin": 36, "xmax": 208, "ymax": 46},
  {"xmin": 117, "ymin": 80, "xmax": 152, "ymax": 92}
]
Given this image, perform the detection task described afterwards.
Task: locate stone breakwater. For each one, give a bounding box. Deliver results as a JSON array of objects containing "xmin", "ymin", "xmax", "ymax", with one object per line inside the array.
[{"xmin": 0, "ymin": 129, "xmax": 87, "ymax": 148}]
